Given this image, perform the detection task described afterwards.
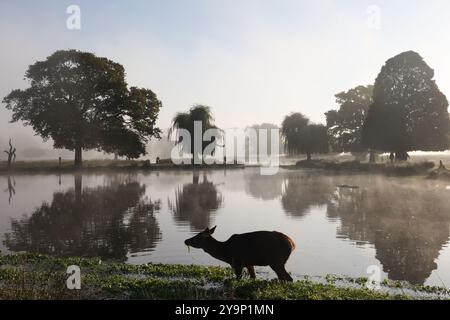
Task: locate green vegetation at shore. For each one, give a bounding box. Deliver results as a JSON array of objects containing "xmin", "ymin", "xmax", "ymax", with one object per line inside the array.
[
  {"xmin": 0, "ymin": 159, "xmax": 246, "ymax": 174},
  {"xmin": 0, "ymin": 254, "xmax": 447, "ymax": 300},
  {"xmin": 293, "ymin": 159, "xmax": 436, "ymax": 176},
  {"xmin": 0, "ymin": 158, "xmax": 439, "ymax": 179}
]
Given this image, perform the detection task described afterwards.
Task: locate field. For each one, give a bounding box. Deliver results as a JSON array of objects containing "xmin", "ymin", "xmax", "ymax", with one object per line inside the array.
[{"xmin": 0, "ymin": 254, "xmax": 448, "ymax": 300}]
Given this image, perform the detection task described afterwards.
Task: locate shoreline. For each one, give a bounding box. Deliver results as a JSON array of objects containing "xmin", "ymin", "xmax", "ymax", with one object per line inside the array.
[
  {"xmin": 0, "ymin": 159, "xmax": 439, "ymax": 178},
  {"xmin": 0, "ymin": 254, "xmax": 447, "ymax": 300}
]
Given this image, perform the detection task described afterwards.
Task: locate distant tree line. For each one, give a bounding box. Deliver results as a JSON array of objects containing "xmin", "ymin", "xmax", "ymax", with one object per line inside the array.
[
  {"xmin": 282, "ymin": 51, "xmax": 450, "ymax": 161},
  {"xmin": 3, "ymin": 50, "xmax": 450, "ymax": 165}
]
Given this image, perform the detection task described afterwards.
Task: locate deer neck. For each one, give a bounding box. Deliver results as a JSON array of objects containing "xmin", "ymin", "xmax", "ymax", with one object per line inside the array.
[{"xmin": 203, "ymin": 237, "xmax": 230, "ymax": 264}]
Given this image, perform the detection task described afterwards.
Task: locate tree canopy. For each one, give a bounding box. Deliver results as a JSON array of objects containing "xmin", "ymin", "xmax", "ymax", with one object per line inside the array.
[
  {"xmin": 169, "ymin": 105, "xmax": 220, "ymax": 163},
  {"xmin": 326, "ymin": 85, "xmax": 373, "ymax": 153},
  {"xmin": 2, "ymin": 50, "xmax": 162, "ymax": 166},
  {"xmin": 281, "ymin": 113, "xmax": 328, "ymax": 160},
  {"xmin": 362, "ymin": 51, "xmax": 449, "ymax": 158}
]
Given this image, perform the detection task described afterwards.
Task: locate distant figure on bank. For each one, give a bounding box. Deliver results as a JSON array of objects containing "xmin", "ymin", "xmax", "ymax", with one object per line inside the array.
[
  {"xmin": 156, "ymin": 157, "xmax": 160, "ymax": 164},
  {"xmin": 184, "ymin": 227, "xmax": 296, "ymax": 281},
  {"xmin": 389, "ymin": 153, "xmax": 395, "ymax": 163}
]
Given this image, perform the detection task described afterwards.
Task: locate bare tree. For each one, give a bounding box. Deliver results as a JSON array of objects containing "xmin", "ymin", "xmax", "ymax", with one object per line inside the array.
[{"xmin": 4, "ymin": 139, "xmax": 17, "ymax": 170}]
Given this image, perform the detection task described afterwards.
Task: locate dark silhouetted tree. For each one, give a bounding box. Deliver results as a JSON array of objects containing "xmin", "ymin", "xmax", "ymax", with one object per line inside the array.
[
  {"xmin": 169, "ymin": 105, "xmax": 220, "ymax": 164},
  {"xmin": 3, "ymin": 50, "xmax": 162, "ymax": 167},
  {"xmin": 281, "ymin": 113, "xmax": 309, "ymax": 156},
  {"xmin": 281, "ymin": 113, "xmax": 328, "ymax": 161},
  {"xmin": 362, "ymin": 51, "xmax": 450, "ymax": 160},
  {"xmin": 326, "ymin": 85, "xmax": 373, "ymax": 158}
]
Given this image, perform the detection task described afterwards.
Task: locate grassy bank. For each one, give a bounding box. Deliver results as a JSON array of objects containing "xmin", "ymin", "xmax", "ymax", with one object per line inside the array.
[
  {"xmin": 0, "ymin": 158, "xmax": 437, "ymax": 177},
  {"xmin": 0, "ymin": 254, "xmax": 447, "ymax": 300},
  {"xmin": 292, "ymin": 159, "xmax": 436, "ymax": 176},
  {"xmin": 0, "ymin": 159, "xmax": 245, "ymax": 175}
]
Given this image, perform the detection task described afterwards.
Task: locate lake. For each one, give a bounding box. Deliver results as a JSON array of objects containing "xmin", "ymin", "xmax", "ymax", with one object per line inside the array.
[{"xmin": 1, "ymin": 168, "xmax": 450, "ymax": 287}]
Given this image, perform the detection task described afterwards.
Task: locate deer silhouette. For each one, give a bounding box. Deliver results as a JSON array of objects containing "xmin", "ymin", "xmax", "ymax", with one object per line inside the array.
[{"xmin": 185, "ymin": 226, "xmax": 296, "ymax": 281}]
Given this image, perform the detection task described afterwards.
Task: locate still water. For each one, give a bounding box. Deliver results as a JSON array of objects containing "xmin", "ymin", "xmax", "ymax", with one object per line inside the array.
[{"xmin": 1, "ymin": 168, "xmax": 450, "ymax": 286}]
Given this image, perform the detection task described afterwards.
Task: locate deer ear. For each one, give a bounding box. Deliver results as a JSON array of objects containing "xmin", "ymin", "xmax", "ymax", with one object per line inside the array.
[{"xmin": 209, "ymin": 226, "xmax": 217, "ymax": 234}]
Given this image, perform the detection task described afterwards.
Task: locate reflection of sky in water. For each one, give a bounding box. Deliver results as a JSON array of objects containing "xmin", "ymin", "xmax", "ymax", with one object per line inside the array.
[{"xmin": 1, "ymin": 168, "xmax": 450, "ymax": 287}]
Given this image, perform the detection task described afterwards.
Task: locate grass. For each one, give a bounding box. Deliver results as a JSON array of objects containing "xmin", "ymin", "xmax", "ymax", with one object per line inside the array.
[
  {"xmin": 0, "ymin": 158, "xmax": 437, "ymax": 179},
  {"xmin": 0, "ymin": 159, "xmax": 248, "ymax": 175},
  {"xmin": 293, "ymin": 159, "xmax": 436, "ymax": 176},
  {"xmin": 0, "ymin": 254, "xmax": 446, "ymax": 300}
]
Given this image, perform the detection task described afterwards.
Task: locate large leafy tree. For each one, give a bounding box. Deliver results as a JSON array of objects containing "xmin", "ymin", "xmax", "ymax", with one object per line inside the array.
[
  {"xmin": 281, "ymin": 113, "xmax": 328, "ymax": 161},
  {"xmin": 2, "ymin": 50, "xmax": 162, "ymax": 167},
  {"xmin": 325, "ymin": 85, "xmax": 373, "ymax": 154},
  {"xmin": 169, "ymin": 105, "xmax": 219, "ymax": 163},
  {"xmin": 362, "ymin": 51, "xmax": 450, "ymax": 160}
]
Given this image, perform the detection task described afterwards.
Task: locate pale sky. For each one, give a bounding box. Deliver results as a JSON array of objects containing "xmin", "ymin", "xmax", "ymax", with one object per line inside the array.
[{"xmin": 1, "ymin": 0, "xmax": 450, "ymax": 155}]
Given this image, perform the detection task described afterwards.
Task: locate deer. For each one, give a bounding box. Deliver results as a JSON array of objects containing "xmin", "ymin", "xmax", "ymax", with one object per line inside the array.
[{"xmin": 184, "ymin": 226, "xmax": 296, "ymax": 281}]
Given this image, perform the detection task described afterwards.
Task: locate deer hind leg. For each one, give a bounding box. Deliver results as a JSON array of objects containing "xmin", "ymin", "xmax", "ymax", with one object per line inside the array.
[
  {"xmin": 270, "ymin": 264, "xmax": 293, "ymax": 282},
  {"xmin": 246, "ymin": 266, "xmax": 256, "ymax": 279},
  {"xmin": 232, "ymin": 259, "xmax": 243, "ymax": 280}
]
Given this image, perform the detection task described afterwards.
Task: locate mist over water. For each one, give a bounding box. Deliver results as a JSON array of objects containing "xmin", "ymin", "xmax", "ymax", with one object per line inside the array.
[{"xmin": 2, "ymin": 168, "xmax": 450, "ymax": 287}]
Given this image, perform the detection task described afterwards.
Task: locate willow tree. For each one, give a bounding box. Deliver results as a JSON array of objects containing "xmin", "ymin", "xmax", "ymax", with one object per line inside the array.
[
  {"xmin": 281, "ymin": 113, "xmax": 328, "ymax": 161},
  {"xmin": 362, "ymin": 51, "xmax": 450, "ymax": 160},
  {"xmin": 3, "ymin": 50, "xmax": 162, "ymax": 167},
  {"xmin": 169, "ymin": 105, "xmax": 220, "ymax": 164}
]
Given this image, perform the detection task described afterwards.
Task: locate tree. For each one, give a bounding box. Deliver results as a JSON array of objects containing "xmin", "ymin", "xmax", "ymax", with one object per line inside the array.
[
  {"xmin": 169, "ymin": 105, "xmax": 220, "ymax": 164},
  {"xmin": 102, "ymin": 88, "xmax": 162, "ymax": 159},
  {"xmin": 362, "ymin": 51, "xmax": 450, "ymax": 160},
  {"xmin": 325, "ymin": 85, "xmax": 373, "ymax": 156},
  {"xmin": 245, "ymin": 123, "xmax": 283, "ymax": 162},
  {"xmin": 281, "ymin": 113, "xmax": 309, "ymax": 155},
  {"xmin": 3, "ymin": 139, "xmax": 17, "ymax": 170},
  {"xmin": 281, "ymin": 113, "xmax": 328, "ymax": 161},
  {"xmin": 3, "ymin": 50, "xmax": 162, "ymax": 167}
]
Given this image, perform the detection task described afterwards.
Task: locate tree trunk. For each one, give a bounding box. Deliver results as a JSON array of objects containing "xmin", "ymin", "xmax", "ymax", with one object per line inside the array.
[
  {"xmin": 369, "ymin": 150, "xmax": 376, "ymax": 163},
  {"xmin": 7, "ymin": 154, "xmax": 12, "ymax": 170},
  {"xmin": 74, "ymin": 143, "xmax": 82, "ymax": 168},
  {"xmin": 306, "ymin": 152, "xmax": 312, "ymax": 161}
]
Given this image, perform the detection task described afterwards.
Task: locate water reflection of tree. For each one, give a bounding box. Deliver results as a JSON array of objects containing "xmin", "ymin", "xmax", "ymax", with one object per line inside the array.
[
  {"xmin": 4, "ymin": 176, "xmax": 161, "ymax": 261},
  {"xmin": 327, "ymin": 178, "xmax": 450, "ymax": 285},
  {"xmin": 169, "ymin": 172, "xmax": 222, "ymax": 231},
  {"xmin": 4, "ymin": 176, "xmax": 16, "ymax": 204},
  {"xmin": 281, "ymin": 174, "xmax": 334, "ymax": 218},
  {"xmin": 244, "ymin": 171, "xmax": 284, "ymax": 200}
]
